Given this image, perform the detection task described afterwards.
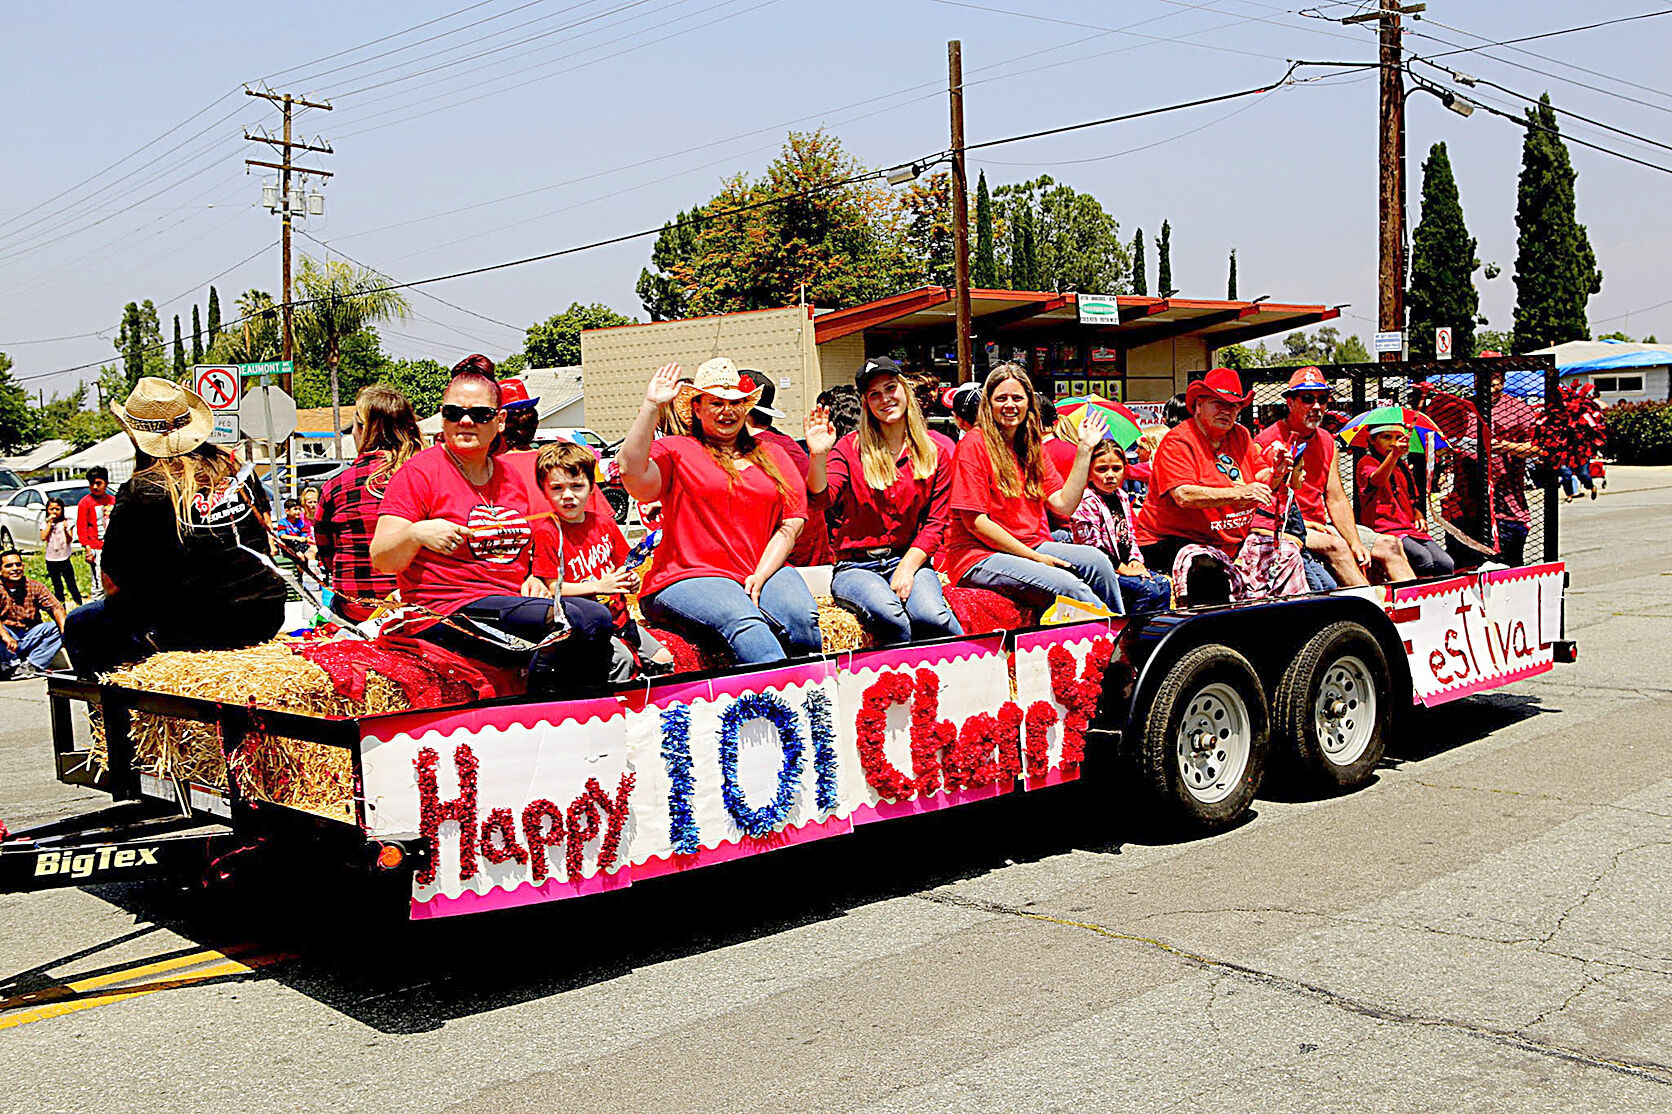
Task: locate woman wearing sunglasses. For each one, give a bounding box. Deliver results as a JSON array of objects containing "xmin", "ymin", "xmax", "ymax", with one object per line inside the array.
[
  {"xmin": 616, "ymin": 357, "xmax": 820, "ymax": 665},
  {"xmin": 371, "ymin": 357, "xmax": 614, "ymax": 692}
]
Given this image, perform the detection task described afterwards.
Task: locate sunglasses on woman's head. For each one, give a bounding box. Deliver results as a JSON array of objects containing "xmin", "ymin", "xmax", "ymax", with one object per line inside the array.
[{"xmin": 440, "ymin": 403, "xmax": 499, "ymax": 423}]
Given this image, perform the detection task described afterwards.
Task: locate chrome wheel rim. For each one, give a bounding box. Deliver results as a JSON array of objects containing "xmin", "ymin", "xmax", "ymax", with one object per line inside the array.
[
  {"xmin": 1175, "ymin": 682, "xmax": 1251, "ymax": 805},
  {"xmin": 1314, "ymin": 654, "xmax": 1376, "ymax": 766}
]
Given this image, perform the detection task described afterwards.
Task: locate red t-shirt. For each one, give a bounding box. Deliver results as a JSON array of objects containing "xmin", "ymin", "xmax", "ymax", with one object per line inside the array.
[
  {"xmin": 533, "ymin": 512, "xmax": 631, "ymax": 628},
  {"xmin": 379, "ymin": 445, "xmax": 534, "ymax": 614},
  {"xmin": 1356, "ymin": 453, "xmax": 1430, "ymax": 540},
  {"xmin": 939, "ymin": 434, "xmax": 1063, "ymax": 586},
  {"xmin": 1255, "ymin": 419, "xmax": 1336, "ymax": 525},
  {"xmin": 641, "ymin": 436, "xmax": 809, "ymax": 597},
  {"xmin": 76, "ymin": 492, "xmax": 116, "ymax": 550},
  {"xmin": 1133, "ymin": 420, "xmax": 1266, "ymax": 551},
  {"xmin": 754, "ymin": 427, "xmax": 830, "ymax": 566}
]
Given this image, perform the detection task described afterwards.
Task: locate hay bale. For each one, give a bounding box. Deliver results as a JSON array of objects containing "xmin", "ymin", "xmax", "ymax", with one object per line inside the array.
[
  {"xmin": 818, "ymin": 596, "xmax": 875, "ymax": 653},
  {"xmin": 93, "ymin": 640, "xmax": 410, "ymax": 822}
]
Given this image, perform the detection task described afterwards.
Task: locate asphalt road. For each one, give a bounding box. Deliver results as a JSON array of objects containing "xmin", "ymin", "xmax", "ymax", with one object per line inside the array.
[{"xmin": 3, "ymin": 469, "xmax": 1670, "ymax": 1113}]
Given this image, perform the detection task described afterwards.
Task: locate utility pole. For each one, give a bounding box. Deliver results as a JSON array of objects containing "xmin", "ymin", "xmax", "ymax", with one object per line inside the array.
[
  {"xmin": 948, "ymin": 40, "xmax": 973, "ymax": 385},
  {"xmin": 1346, "ymin": 4, "xmax": 1424, "ymax": 363}
]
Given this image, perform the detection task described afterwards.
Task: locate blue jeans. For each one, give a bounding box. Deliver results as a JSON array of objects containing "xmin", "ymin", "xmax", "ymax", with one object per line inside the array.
[
  {"xmin": 962, "ymin": 542, "xmax": 1126, "ymax": 615},
  {"xmin": 416, "ymin": 595, "xmax": 615, "ymax": 694},
  {"xmin": 1, "ymin": 620, "xmax": 62, "ymax": 675},
  {"xmin": 831, "ymin": 555, "xmax": 964, "ymax": 645},
  {"xmin": 1117, "ymin": 572, "xmax": 1172, "ymax": 614},
  {"xmin": 645, "ymin": 569, "xmax": 821, "ymax": 665}
]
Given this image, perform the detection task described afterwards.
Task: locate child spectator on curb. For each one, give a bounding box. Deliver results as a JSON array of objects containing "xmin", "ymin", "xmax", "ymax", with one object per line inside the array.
[
  {"xmin": 40, "ymin": 497, "xmax": 81, "ymax": 605},
  {"xmin": 533, "ymin": 441, "xmax": 673, "ymax": 680},
  {"xmin": 76, "ymin": 466, "xmax": 115, "ymax": 601}
]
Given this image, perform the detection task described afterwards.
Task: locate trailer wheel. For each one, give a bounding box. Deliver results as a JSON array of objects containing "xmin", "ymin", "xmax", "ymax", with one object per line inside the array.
[
  {"xmin": 1136, "ymin": 644, "xmax": 1269, "ymax": 831},
  {"xmin": 604, "ymin": 486, "xmax": 630, "ymax": 524},
  {"xmin": 1274, "ymin": 621, "xmax": 1389, "ymax": 791}
]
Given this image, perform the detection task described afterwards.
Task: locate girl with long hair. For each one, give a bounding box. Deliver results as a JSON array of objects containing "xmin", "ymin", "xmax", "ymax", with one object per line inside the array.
[
  {"xmin": 1069, "ymin": 440, "xmax": 1172, "ymax": 613},
  {"xmin": 805, "ymin": 356, "xmax": 962, "ymax": 644},
  {"xmin": 314, "ymin": 383, "xmax": 423, "ymax": 621},
  {"xmin": 40, "ymin": 497, "xmax": 80, "ymax": 604},
  {"xmin": 937, "ymin": 364, "xmax": 1125, "ymax": 615},
  {"xmin": 64, "ymin": 378, "xmax": 286, "ymax": 678},
  {"xmin": 617, "ymin": 358, "xmax": 820, "ymax": 664}
]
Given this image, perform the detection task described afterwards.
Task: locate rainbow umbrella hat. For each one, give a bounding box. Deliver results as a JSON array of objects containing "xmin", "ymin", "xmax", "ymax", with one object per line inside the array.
[
  {"xmin": 1057, "ymin": 395, "xmax": 1145, "ymax": 448},
  {"xmin": 1338, "ymin": 405, "xmax": 1450, "ymax": 453}
]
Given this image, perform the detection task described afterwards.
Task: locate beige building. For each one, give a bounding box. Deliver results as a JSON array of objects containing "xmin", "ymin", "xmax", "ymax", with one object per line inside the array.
[{"xmin": 581, "ymin": 286, "xmax": 1337, "ymax": 438}]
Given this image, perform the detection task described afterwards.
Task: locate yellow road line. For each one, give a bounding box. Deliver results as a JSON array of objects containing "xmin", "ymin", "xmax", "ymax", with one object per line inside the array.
[{"xmin": 0, "ymin": 947, "xmax": 293, "ymax": 1030}]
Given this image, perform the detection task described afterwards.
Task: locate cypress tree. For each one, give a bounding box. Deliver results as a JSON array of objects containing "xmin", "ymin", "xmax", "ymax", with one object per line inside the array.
[
  {"xmin": 972, "ymin": 171, "xmax": 998, "ymax": 287},
  {"xmin": 172, "ymin": 315, "xmax": 186, "ymax": 377},
  {"xmin": 1407, "ymin": 142, "xmax": 1480, "ymax": 360},
  {"xmin": 1008, "ymin": 199, "xmax": 1038, "ymax": 290},
  {"xmin": 1131, "ymin": 228, "xmax": 1147, "ymax": 295},
  {"xmin": 207, "ymin": 286, "xmax": 222, "ymax": 344},
  {"xmin": 1512, "ymin": 95, "xmax": 1602, "ymax": 351},
  {"xmin": 116, "ymin": 302, "xmax": 144, "ymax": 388},
  {"xmin": 191, "ymin": 304, "xmax": 203, "ymax": 364},
  {"xmin": 1227, "ymin": 248, "xmax": 1238, "ymax": 300},
  {"xmin": 1156, "ymin": 220, "xmax": 1174, "ymax": 297}
]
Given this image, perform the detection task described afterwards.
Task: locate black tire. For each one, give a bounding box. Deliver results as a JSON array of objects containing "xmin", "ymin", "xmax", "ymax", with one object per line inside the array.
[
  {"xmin": 1135, "ymin": 643, "xmax": 1269, "ymax": 832},
  {"xmin": 603, "ymin": 486, "xmax": 630, "ymax": 524},
  {"xmin": 1273, "ymin": 621, "xmax": 1390, "ymax": 791}
]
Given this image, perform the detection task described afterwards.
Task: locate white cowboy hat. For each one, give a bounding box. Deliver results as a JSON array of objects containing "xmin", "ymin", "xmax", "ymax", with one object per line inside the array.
[
  {"xmin": 672, "ymin": 357, "xmax": 765, "ymax": 428},
  {"xmin": 110, "ymin": 376, "xmax": 215, "ymax": 458}
]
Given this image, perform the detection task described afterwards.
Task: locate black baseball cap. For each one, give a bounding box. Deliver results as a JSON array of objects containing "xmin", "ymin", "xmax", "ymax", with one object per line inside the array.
[{"xmin": 854, "ymin": 356, "xmax": 905, "ymax": 389}]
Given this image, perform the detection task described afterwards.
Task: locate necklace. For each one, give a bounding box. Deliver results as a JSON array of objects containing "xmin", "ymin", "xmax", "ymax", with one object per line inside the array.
[{"xmin": 443, "ymin": 446, "xmax": 494, "ymax": 494}]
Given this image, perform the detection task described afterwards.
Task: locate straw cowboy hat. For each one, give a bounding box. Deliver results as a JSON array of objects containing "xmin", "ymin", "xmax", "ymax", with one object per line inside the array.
[
  {"xmin": 672, "ymin": 357, "xmax": 765, "ymax": 428},
  {"xmin": 110, "ymin": 376, "xmax": 215, "ymax": 458}
]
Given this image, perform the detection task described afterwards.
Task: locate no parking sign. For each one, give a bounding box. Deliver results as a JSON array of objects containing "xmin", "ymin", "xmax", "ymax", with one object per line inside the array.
[{"xmin": 194, "ymin": 365, "xmax": 240, "ymax": 443}]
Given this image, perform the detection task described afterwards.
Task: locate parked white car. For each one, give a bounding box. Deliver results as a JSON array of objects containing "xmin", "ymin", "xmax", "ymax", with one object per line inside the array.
[{"xmin": 0, "ymin": 480, "xmax": 93, "ymax": 552}]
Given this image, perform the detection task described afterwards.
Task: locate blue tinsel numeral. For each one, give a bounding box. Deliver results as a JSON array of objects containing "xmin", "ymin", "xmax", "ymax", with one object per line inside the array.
[
  {"xmin": 804, "ymin": 688, "xmax": 839, "ymax": 813},
  {"xmin": 660, "ymin": 704, "xmax": 700, "ymax": 855},
  {"xmin": 717, "ymin": 692, "xmax": 806, "ymax": 839}
]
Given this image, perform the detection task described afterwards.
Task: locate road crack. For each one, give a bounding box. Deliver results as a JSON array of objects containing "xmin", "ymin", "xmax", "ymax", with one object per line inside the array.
[{"xmin": 919, "ymin": 890, "xmax": 1672, "ymax": 1088}]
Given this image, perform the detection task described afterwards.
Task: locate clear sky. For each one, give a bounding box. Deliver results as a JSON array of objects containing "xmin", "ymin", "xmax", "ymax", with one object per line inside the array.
[{"xmin": 3, "ymin": 0, "xmax": 1668, "ymax": 398}]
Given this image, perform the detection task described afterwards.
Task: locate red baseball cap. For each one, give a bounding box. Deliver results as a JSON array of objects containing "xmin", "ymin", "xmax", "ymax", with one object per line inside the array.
[
  {"xmin": 1281, "ymin": 366, "xmax": 1332, "ymax": 396},
  {"xmin": 1184, "ymin": 367, "xmax": 1252, "ymax": 408}
]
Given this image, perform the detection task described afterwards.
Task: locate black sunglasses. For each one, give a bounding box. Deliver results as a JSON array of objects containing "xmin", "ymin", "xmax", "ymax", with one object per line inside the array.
[{"xmin": 440, "ymin": 403, "xmax": 500, "ymax": 424}]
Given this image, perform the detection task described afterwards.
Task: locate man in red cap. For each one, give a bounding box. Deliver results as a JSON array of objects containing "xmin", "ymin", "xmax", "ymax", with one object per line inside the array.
[
  {"xmin": 1134, "ymin": 367, "xmax": 1285, "ymax": 595},
  {"xmin": 1254, "ymin": 367, "xmax": 1414, "ymax": 586}
]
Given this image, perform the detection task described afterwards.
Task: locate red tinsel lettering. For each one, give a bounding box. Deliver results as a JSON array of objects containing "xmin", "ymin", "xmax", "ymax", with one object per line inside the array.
[
  {"xmin": 479, "ymin": 807, "xmax": 529, "ymax": 865},
  {"xmin": 944, "ymin": 700, "xmax": 1024, "ymax": 789},
  {"xmin": 586, "ymin": 772, "xmax": 637, "ymax": 872},
  {"xmin": 1024, "ymin": 701, "xmax": 1059, "ymax": 776},
  {"xmin": 856, "ymin": 671, "xmax": 918, "ymax": 800},
  {"xmin": 414, "ymin": 743, "xmax": 480, "ymax": 886},
  {"xmin": 521, "ymin": 799, "xmax": 565, "ymax": 884},
  {"xmin": 910, "ymin": 668, "xmax": 957, "ymax": 797},
  {"xmin": 1047, "ymin": 637, "xmax": 1116, "ymax": 771},
  {"xmin": 564, "ymin": 790, "xmax": 603, "ymax": 881}
]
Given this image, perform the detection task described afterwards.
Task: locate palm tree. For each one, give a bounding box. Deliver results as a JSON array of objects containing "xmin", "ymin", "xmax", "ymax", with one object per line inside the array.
[
  {"xmin": 294, "ymin": 256, "xmax": 410, "ymax": 456},
  {"xmin": 203, "ymin": 290, "xmax": 281, "ymax": 365}
]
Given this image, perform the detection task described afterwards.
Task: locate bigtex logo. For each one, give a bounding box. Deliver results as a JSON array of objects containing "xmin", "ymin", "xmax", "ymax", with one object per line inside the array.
[{"xmin": 33, "ymin": 845, "xmax": 160, "ymax": 878}]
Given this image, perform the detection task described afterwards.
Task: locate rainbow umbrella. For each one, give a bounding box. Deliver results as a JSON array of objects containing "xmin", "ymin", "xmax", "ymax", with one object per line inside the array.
[
  {"xmin": 1056, "ymin": 395, "xmax": 1144, "ymax": 449},
  {"xmin": 1338, "ymin": 405, "xmax": 1450, "ymax": 454}
]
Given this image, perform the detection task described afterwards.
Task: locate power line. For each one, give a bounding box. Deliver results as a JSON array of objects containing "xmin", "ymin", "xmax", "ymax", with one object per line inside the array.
[{"xmin": 297, "ymin": 229, "xmax": 524, "ymax": 332}]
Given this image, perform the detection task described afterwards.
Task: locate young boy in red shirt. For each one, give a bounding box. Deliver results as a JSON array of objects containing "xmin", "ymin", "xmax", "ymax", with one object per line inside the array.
[{"xmin": 533, "ymin": 442, "xmax": 673, "ymax": 679}]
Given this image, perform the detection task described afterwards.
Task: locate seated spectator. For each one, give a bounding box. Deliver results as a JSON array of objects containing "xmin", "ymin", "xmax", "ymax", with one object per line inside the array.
[
  {"xmin": 532, "ymin": 441, "xmax": 673, "ymax": 679},
  {"xmin": 315, "ymin": 384, "xmax": 423, "ymax": 622},
  {"xmin": 618, "ymin": 359, "xmax": 820, "ymax": 665},
  {"xmin": 805, "ymin": 356, "xmax": 964, "ymax": 645},
  {"xmin": 276, "ymin": 498, "xmax": 315, "ymax": 551},
  {"xmin": 65, "ymin": 378, "xmax": 287, "ymax": 679},
  {"xmin": 938, "ymin": 363, "xmax": 1124, "ymax": 615},
  {"xmin": 300, "ymin": 484, "xmax": 320, "ymax": 522},
  {"xmin": 1356, "ymin": 424, "xmax": 1455, "ymax": 578},
  {"xmin": 941, "ymin": 382, "xmax": 982, "ymax": 437},
  {"xmin": 1133, "ymin": 368, "xmax": 1290, "ymax": 603},
  {"xmin": 1255, "ymin": 367, "xmax": 1414, "ymax": 586},
  {"xmin": 815, "ymin": 384, "xmax": 862, "ymax": 440},
  {"xmin": 371, "ymin": 364, "xmax": 614, "ymax": 692},
  {"xmin": 745, "ymin": 377, "xmax": 830, "ymax": 566},
  {"xmin": 1070, "ymin": 441, "xmax": 1172, "ymax": 614},
  {"xmin": 1, "ymin": 548, "xmax": 66, "ymax": 679}
]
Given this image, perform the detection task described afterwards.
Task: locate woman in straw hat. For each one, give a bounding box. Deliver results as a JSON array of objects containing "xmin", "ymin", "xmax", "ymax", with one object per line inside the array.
[
  {"xmin": 937, "ymin": 363, "xmax": 1125, "ymax": 615},
  {"xmin": 62, "ymin": 377, "xmax": 287, "ymax": 678},
  {"xmin": 371, "ymin": 359, "xmax": 615, "ymax": 692},
  {"xmin": 616, "ymin": 358, "xmax": 820, "ymax": 664},
  {"xmin": 803, "ymin": 356, "xmax": 963, "ymax": 645}
]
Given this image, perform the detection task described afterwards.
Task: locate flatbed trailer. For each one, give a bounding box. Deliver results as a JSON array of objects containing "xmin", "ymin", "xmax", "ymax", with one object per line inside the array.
[{"xmin": 2, "ymin": 563, "xmax": 1574, "ymax": 917}]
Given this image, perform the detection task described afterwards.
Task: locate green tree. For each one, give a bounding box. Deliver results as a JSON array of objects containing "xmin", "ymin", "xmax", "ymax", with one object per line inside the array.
[
  {"xmin": 1131, "ymin": 228, "xmax": 1147, "ymax": 295},
  {"xmin": 972, "ymin": 170, "xmax": 998, "ymax": 287},
  {"xmin": 899, "ymin": 171, "xmax": 955, "ymax": 288},
  {"xmin": 172, "ymin": 315, "xmax": 186, "ymax": 378},
  {"xmin": 38, "ymin": 384, "xmax": 118, "ymax": 449},
  {"xmin": 1156, "ymin": 220, "xmax": 1174, "ymax": 297},
  {"xmin": 205, "ymin": 290, "xmax": 280, "ymax": 365},
  {"xmin": 1271, "ymin": 326, "xmax": 1371, "ymax": 366},
  {"xmin": 294, "ymin": 327, "xmax": 391, "ymax": 408},
  {"xmin": 380, "ymin": 358, "xmax": 452, "ymax": 418},
  {"xmin": 1334, "ymin": 334, "xmax": 1372, "ymax": 363},
  {"xmin": 116, "ymin": 302, "xmax": 145, "ymax": 387},
  {"xmin": 1512, "ymin": 95, "xmax": 1602, "ymax": 351},
  {"xmin": 525, "ymin": 302, "xmax": 637, "ymax": 368},
  {"xmin": 636, "ymin": 206, "xmax": 703, "ymax": 320},
  {"xmin": 1227, "ymin": 248, "xmax": 1237, "ymax": 300},
  {"xmin": 207, "ymin": 286, "xmax": 222, "ymax": 344},
  {"xmin": 1006, "ymin": 196, "xmax": 1038, "ymax": 289},
  {"xmin": 1472, "ymin": 328, "xmax": 1515, "ymax": 356},
  {"xmin": 496, "ymin": 352, "xmax": 528, "ymax": 376},
  {"xmin": 1407, "ymin": 142, "xmax": 1481, "ymax": 360},
  {"xmin": 293, "ymin": 256, "xmax": 410, "ymax": 455},
  {"xmin": 191, "ymin": 304, "xmax": 203, "ymax": 365},
  {"xmin": 0, "ymin": 351, "xmax": 40, "ymax": 454},
  {"xmin": 1032, "ymin": 177, "xmax": 1126, "ymax": 292}
]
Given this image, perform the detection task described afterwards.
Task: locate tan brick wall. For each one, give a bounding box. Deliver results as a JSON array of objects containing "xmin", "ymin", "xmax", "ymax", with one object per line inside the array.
[
  {"xmin": 579, "ymin": 306, "xmax": 814, "ymax": 439},
  {"xmin": 1124, "ymin": 336, "xmax": 1212, "ymax": 400},
  {"xmin": 814, "ymin": 332, "xmax": 866, "ymax": 393}
]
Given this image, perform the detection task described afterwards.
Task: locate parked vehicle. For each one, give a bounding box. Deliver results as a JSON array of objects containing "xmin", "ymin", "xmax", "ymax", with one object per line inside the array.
[
  {"xmin": 0, "ymin": 480, "xmax": 91, "ymax": 551},
  {"xmin": 0, "ymin": 467, "xmax": 22, "ymax": 492}
]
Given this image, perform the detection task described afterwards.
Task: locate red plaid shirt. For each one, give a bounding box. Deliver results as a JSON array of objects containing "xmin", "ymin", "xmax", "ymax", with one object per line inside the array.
[{"xmin": 315, "ymin": 450, "xmax": 400, "ymax": 608}]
